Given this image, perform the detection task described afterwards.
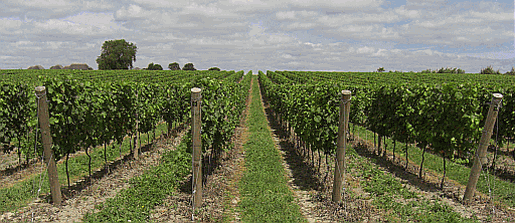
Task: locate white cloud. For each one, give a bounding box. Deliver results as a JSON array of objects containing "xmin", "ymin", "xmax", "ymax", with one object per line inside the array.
[
  {"xmin": 276, "ymin": 11, "xmax": 296, "ymax": 20},
  {"xmin": 131, "ymin": 0, "xmax": 192, "ymax": 9},
  {"xmin": 0, "ymin": 18, "xmax": 23, "ymax": 34},
  {"xmin": 394, "ymin": 5, "xmax": 420, "ymax": 19},
  {"xmin": 469, "ymin": 11, "xmax": 512, "ymax": 22},
  {"xmin": 281, "ymin": 54, "xmax": 293, "ymax": 59},
  {"xmin": 0, "ymin": 0, "xmax": 513, "ymax": 73},
  {"xmin": 182, "ymin": 3, "xmax": 238, "ymax": 18},
  {"xmin": 356, "ymin": 46, "xmax": 376, "ymax": 54},
  {"xmin": 372, "ymin": 49, "xmax": 387, "ymax": 57},
  {"xmin": 285, "ymin": 22, "xmax": 317, "ymax": 30},
  {"xmin": 288, "ymin": 0, "xmax": 385, "ymax": 11},
  {"xmin": 115, "ymin": 4, "xmax": 153, "ymax": 20},
  {"xmin": 4, "ymin": 0, "xmax": 75, "ymax": 9},
  {"xmin": 34, "ymin": 19, "xmax": 113, "ymax": 36},
  {"xmin": 248, "ymin": 23, "xmax": 266, "ymax": 37}
]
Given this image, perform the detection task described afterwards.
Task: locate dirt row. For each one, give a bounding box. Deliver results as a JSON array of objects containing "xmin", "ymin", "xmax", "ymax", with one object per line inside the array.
[
  {"xmin": 0, "ymin": 129, "xmax": 187, "ymax": 223},
  {"xmin": 150, "ymin": 77, "xmax": 254, "ymax": 222}
]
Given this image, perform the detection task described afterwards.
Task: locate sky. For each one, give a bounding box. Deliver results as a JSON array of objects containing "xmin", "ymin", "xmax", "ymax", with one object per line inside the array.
[{"xmin": 0, "ymin": 0, "xmax": 514, "ymax": 73}]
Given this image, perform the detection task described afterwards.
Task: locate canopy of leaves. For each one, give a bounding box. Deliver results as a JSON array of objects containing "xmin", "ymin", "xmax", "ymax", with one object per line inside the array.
[
  {"xmin": 506, "ymin": 67, "xmax": 515, "ymax": 75},
  {"xmin": 208, "ymin": 67, "xmax": 221, "ymax": 71},
  {"xmin": 183, "ymin": 62, "xmax": 196, "ymax": 71},
  {"xmin": 377, "ymin": 67, "xmax": 385, "ymax": 72},
  {"xmin": 96, "ymin": 39, "xmax": 137, "ymax": 70},
  {"xmin": 168, "ymin": 62, "xmax": 181, "ymax": 70},
  {"xmin": 147, "ymin": 63, "xmax": 163, "ymax": 70}
]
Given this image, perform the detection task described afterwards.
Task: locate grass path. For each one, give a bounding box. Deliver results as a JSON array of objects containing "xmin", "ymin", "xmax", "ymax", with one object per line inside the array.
[
  {"xmin": 350, "ymin": 124, "xmax": 515, "ymax": 208},
  {"xmin": 0, "ymin": 123, "xmax": 170, "ymax": 214},
  {"xmin": 237, "ymin": 76, "xmax": 306, "ymax": 222}
]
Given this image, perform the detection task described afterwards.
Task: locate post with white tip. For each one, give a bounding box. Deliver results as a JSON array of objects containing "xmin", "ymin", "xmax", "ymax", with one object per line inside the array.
[
  {"xmin": 333, "ymin": 90, "xmax": 351, "ymax": 203},
  {"xmin": 191, "ymin": 87, "xmax": 202, "ymax": 209},
  {"xmin": 463, "ymin": 93, "xmax": 503, "ymax": 203},
  {"xmin": 35, "ymin": 86, "xmax": 62, "ymax": 205}
]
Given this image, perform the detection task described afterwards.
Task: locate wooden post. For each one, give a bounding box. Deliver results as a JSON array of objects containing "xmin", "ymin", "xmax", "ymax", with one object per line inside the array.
[
  {"xmin": 191, "ymin": 87, "xmax": 202, "ymax": 209},
  {"xmin": 463, "ymin": 93, "xmax": 503, "ymax": 203},
  {"xmin": 134, "ymin": 92, "xmax": 139, "ymax": 160},
  {"xmin": 332, "ymin": 90, "xmax": 351, "ymax": 203},
  {"xmin": 35, "ymin": 86, "xmax": 62, "ymax": 205}
]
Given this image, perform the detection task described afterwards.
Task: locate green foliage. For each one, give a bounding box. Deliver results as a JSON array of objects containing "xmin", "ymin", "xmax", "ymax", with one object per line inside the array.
[
  {"xmin": 147, "ymin": 62, "xmax": 163, "ymax": 70},
  {"xmin": 168, "ymin": 62, "xmax": 180, "ymax": 70},
  {"xmin": 182, "ymin": 62, "xmax": 196, "ymax": 71},
  {"xmin": 84, "ymin": 140, "xmax": 191, "ymax": 222},
  {"xmin": 261, "ymin": 70, "xmax": 515, "ymax": 210},
  {"xmin": 421, "ymin": 67, "xmax": 465, "ymax": 74},
  {"xmin": 0, "ymin": 83, "xmax": 37, "ymax": 160},
  {"xmin": 260, "ymin": 70, "xmax": 512, "ymax": 163},
  {"xmin": 0, "ymin": 70, "xmax": 244, "ymax": 159},
  {"xmin": 208, "ymin": 67, "xmax": 221, "ymax": 71},
  {"xmin": 505, "ymin": 67, "xmax": 515, "ymax": 75},
  {"xmin": 40, "ymin": 75, "xmax": 190, "ymax": 162},
  {"xmin": 480, "ymin": 65, "xmax": 501, "ymax": 74},
  {"xmin": 377, "ymin": 67, "xmax": 385, "ymax": 72},
  {"xmin": 96, "ymin": 39, "xmax": 137, "ymax": 70},
  {"xmin": 0, "ymin": 69, "xmax": 252, "ymax": 215},
  {"xmin": 191, "ymin": 73, "xmax": 250, "ymax": 153},
  {"xmin": 224, "ymin": 70, "xmax": 245, "ymax": 83}
]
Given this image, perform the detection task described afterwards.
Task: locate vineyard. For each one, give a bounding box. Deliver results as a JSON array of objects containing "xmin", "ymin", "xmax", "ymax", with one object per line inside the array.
[{"xmin": 1, "ymin": 70, "xmax": 515, "ymax": 222}]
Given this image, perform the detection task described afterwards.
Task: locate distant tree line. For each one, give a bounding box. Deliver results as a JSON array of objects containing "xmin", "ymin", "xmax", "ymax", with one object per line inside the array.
[
  {"xmin": 421, "ymin": 67, "xmax": 465, "ymax": 74},
  {"xmin": 376, "ymin": 65, "xmax": 515, "ymax": 75},
  {"xmin": 143, "ymin": 62, "xmax": 221, "ymax": 71},
  {"xmin": 95, "ymin": 39, "xmax": 222, "ymax": 71}
]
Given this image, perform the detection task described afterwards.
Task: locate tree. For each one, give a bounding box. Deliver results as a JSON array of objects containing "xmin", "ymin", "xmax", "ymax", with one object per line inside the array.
[
  {"xmin": 421, "ymin": 67, "xmax": 465, "ymax": 74},
  {"xmin": 183, "ymin": 63, "xmax": 196, "ymax": 71},
  {"xmin": 147, "ymin": 63, "xmax": 163, "ymax": 70},
  {"xmin": 480, "ymin": 65, "xmax": 500, "ymax": 74},
  {"xmin": 376, "ymin": 67, "xmax": 385, "ymax": 72},
  {"xmin": 208, "ymin": 67, "xmax": 221, "ymax": 71},
  {"xmin": 168, "ymin": 62, "xmax": 181, "ymax": 70},
  {"xmin": 96, "ymin": 39, "xmax": 137, "ymax": 70},
  {"xmin": 505, "ymin": 67, "xmax": 515, "ymax": 75},
  {"xmin": 437, "ymin": 67, "xmax": 465, "ymax": 74}
]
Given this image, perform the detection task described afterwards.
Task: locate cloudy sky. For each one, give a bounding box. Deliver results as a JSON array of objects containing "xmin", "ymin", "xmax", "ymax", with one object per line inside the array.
[{"xmin": 1, "ymin": 0, "xmax": 513, "ymax": 73}]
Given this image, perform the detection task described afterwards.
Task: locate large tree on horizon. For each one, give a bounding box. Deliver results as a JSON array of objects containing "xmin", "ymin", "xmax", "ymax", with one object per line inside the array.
[
  {"xmin": 168, "ymin": 62, "xmax": 181, "ymax": 70},
  {"xmin": 182, "ymin": 62, "xmax": 196, "ymax": 71},
  {"xmin": 96, "ymin": 39, "xmax": 137, "ymax": 70}
]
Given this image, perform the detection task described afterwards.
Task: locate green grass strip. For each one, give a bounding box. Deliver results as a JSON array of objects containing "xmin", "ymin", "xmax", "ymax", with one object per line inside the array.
[
  {"xmin": 345, "ymin": 146, "xmax": 479, "ymax": 222},
  {"xmin": 0, "ymin": 123, "xmax": 169, "ymax": 213},
  {"xmin": 238, "ymin": 77, "xmax": 305, "ymax": 223},
  {"xmin": 351, "ymin": 124, "xmax": 515, "ymax": 208},
  {"xmin": 83, "ymin": 134, "xmax": 191, "ymax": 222}
]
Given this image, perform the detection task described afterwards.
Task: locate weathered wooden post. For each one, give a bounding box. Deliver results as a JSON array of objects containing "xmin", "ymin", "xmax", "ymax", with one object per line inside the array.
[
  {"xmin": 332, "ymin": 90, "xmax": 351, "ymax": 203},
  {"xmin": 133, "ymin": 117, "xmax": 139, "ymax": 160},
  {"xmin": 133, "ymin": 91, "xmax": 140, "ymax": 160},
  {"xmin": 191, "ymin": 87, "xmax": 202, "ymax": 209},
  {"xmin": 463, "ymin": 93, "xmax": 503, "ymax": 203},
  {"xmin": 35, "ymin": 86, "xmax": 62, "ymax": 205}
]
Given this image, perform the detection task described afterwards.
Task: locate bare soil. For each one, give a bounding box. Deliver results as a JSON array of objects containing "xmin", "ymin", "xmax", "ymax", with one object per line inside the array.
[
  {"xmin": 263, "ymin": 105, "xmax": 374, "ymax": 222},
  {"xmin": 356, "ymin": 138, "xmax": 515, "ymax": 222},
  {"xmin": 0, "ymin": 150, "xmax": 41, "ymax": 189}
]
